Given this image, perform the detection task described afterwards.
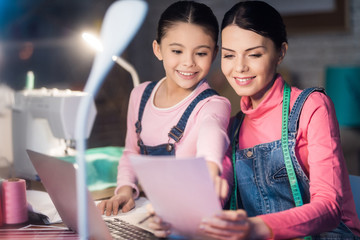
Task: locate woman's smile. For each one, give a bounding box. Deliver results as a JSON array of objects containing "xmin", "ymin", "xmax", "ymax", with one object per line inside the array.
[{"xmin": 234, "ymin": 76, "xmax": 255, "ymax": 86}]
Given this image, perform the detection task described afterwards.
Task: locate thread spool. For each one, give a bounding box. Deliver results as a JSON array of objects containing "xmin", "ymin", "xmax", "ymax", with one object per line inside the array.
[
  {"xmin": 1, "ymin": 178, "xmax": 28, "ymax": 224},
  {"xmin": 0, "ymin": 180, "xmax": 2, "ymax": 226}
]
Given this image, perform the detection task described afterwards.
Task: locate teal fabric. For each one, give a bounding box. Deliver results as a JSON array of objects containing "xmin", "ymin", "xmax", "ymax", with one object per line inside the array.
[
  {"xmin": 59, "ymin": 146, "xmax": 123, "ymax": 191},
  {"xmin": 325, "ymin": 66, "xmax": 360, "ymax": 127}
]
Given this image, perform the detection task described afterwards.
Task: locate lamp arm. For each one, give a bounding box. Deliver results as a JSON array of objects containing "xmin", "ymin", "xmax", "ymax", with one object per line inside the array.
[{"xmin": 112, "ymin": 56, "xmax": 140, "ymax": 87}]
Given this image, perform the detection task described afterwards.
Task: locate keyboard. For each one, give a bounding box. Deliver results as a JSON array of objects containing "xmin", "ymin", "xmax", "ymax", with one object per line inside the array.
[{"xmin": 105, "ymin": 218, "xmax": 159, "ymax": 240}]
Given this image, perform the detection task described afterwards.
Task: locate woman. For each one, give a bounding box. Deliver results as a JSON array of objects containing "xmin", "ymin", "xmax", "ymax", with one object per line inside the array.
[{"xmin": 199, "ymin": 1, "xmax": 360, "ymax": 239}]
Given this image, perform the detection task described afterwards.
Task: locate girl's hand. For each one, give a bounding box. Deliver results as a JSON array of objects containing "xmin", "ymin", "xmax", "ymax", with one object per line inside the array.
[
  {"xmin": 146, "ymin": 204, "xmax": 172, "ymax": 238},
  {"xmin": 199, "ymin": 210, "xmax": 250, "ymax": 240},
  {"xmin": 97, "ymin": 186, "xmax": 135, "ymax": 216},
  {"xmin": 214, "ymin": 175, "xmax": 229, "ymax": 200},
  {"xmin": 207, "ymin": 161, "xmax": 229, "ymax": 200}
]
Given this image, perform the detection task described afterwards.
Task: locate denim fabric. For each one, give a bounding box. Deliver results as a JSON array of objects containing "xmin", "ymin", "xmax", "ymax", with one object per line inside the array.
[
  {"xmin": 135, "ymin": 81, "xmax": 217, "ymax": 156},
  {"xmin": 232, "ymin": 87, "xmax": 359, "ymax": 239},
  {"xmin": 138, "ymin": 142, "xmax": 175, "ymax": 156}
]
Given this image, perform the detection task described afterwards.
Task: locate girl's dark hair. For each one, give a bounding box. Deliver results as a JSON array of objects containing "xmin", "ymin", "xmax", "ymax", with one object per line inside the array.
[
  {"xmin": 221, "ymin": 1, "xmax": 287, "ymax": 49},
  {"xmin": 156, "ymin": 1, "xmax": 219, "ymax": 45}
]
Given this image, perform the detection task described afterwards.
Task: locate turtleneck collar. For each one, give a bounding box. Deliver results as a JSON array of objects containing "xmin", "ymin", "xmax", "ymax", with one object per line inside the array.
[{"xmin": 240, "ymin": 74, "xmax": 285, "ymax": 119}]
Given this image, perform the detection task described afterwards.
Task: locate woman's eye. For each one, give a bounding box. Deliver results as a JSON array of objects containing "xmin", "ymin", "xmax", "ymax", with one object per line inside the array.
[
  {"xmin": 249, "ymin": 54, "xmax": 262, "ymax": 58},
  {"xmin": 223, "ymin": 54, "xmax": 234, "ymax": 59}
]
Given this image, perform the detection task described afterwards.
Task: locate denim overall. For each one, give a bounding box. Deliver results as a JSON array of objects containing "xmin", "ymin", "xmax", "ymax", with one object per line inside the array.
[
  {"xmin": 230, "ymin": 87, "xmax": 359, "ymax": 239},
  {"xmin": 135, "ymin": 81, "xmax": 218, "ymax": 156}
]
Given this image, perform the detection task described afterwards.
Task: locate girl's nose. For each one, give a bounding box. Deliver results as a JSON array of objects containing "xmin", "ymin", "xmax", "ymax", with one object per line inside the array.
[{"xmin": 182, "ymin": 53, "xmax": 195, "ymax": 67}]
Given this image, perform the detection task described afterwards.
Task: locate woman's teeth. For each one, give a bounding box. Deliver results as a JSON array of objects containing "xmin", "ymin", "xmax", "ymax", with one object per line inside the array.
[{"xmin": 237, "ymin": 77, "xmax": 254, "ymax": 82}]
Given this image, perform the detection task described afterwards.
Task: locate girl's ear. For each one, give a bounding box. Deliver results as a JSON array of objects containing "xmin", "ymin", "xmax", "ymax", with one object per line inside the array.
[
  {"xmin": 152, "ymin": 40, "xmax": 163, "ymax": 61},
  {"xmin": 277, "ymin": 42, "xmax": 288, "ymax": 65}
]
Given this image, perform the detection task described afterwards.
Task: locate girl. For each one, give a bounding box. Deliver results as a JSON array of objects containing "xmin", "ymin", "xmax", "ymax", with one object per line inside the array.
[
  {"xmin": 199, "ymin": 1, "xmax": 360, "ymax": 239},
  {"xmin": 97, "ymin": 1, "xmax": 231, "ymax": 217}
]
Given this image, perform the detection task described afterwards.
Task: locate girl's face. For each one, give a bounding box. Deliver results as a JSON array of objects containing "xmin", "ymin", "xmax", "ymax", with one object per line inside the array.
[
  {"xmin": 153, "ymin": 22, "xmax": 217, "ymax": 92},
  {"xmin": 221, "ymin": 25, "xmax": 287, "ymax": 109}
]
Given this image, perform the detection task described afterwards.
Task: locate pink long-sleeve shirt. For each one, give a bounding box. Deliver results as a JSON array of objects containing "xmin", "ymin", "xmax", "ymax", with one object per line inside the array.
[
  {"xmin": 223, "ymin": 75, "xmax": 360, "ymax": 238},
  {"xmin": 116, "ymin": 78, "xmax": 231, "ymax": 198}
]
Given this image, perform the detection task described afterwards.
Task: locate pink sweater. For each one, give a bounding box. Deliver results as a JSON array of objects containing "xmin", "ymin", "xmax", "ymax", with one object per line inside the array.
[
  {"xmin": 223, "ymin": 75, "xmax": 360, "ymax": 238},
  {"xmin": 116, "ymin": 78, "xmax": 231, "ymax": 198}
]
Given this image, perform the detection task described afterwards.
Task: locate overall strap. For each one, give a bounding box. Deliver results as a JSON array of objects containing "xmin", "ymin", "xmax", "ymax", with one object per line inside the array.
[
  {"xmin": 229, "ymin": 111, "xmax": 245, "ymax": 210},
  {"xmin": 282, "ymin": 85, "xmax": 325, "ymax": 240},
  {"xmin": 168, "ymin": 89, "xmax": 218, "ymax": 142},
  {"xmin": 135, "ymin": 81, "xmax": 158, "ymax": 134},
  {"xmin": 288, "ymin": 87, "xmax": 325, "ymax": 133}
]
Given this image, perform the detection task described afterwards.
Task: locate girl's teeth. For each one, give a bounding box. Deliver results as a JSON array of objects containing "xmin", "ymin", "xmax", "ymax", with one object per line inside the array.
[{"xmin": 179, "ymin": 71, "xmax": 194, "ymax": 76}]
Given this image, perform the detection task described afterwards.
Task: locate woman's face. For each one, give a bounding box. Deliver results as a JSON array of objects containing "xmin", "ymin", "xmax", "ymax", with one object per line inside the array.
[{"xmin": 221, "ymin": 25, "xmax": 286, "ymax": 108}]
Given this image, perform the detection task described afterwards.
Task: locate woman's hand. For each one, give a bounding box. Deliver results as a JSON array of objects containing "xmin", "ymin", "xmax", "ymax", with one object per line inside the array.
[
  {"xmin": 146, "ymin": 204, "xmax": 172, "ymax": 238},
  {"xmin": 97, "ymin": 186, "xmax": 135, "ymax": 216},
  {"xmin": 199, "ymin": 210, "xmax": 250, "ymax": 240},
  {"xmin": 199, "ymin": 210, "xmax": 272, "ymax": 240}
]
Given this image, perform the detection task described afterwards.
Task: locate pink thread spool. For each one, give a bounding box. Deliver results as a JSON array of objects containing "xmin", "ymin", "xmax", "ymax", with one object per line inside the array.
[
  {"xmin": 0, "ymin": 181, "xmax": 2, "ymax": 226},
  {"xmin": 1, "ymin": 178, "xmax": 28, "ymax": 224}
]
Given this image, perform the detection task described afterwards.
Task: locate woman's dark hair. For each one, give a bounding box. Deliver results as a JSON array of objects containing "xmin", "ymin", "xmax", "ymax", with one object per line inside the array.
[
  {"xmin": 156, "ymin": 1, "xmax": 219, "ymax": 45},
  {"xmin": 221, "ymin": 1, "xmax": 287, "ymax": 49}
]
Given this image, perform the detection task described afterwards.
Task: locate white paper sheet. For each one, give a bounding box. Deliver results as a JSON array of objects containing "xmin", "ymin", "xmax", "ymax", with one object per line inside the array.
[
  {"xmin": 130, "ymin": 155, "xmax": 222, "ymax": 238},
  {"xmin": 27, "ymin": 190, "xmax": 62, "ymax": 224},
  {"xmin": 27, "ymin": 190, "xmax": 152, "ymax": 230}
]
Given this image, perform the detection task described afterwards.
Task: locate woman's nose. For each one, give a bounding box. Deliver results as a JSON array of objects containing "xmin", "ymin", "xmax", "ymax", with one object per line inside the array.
[{"xmin": 235, "ymin": 57, "xmax": 248, "ymax": 73}]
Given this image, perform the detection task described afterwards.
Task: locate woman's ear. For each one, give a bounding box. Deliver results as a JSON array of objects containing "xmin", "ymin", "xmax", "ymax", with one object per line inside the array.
[
  {"xmin": 277, "ymin": 42, "xmax": 288, "ymax": 65},
  {"xmin": 152, "ymin": 40, "xmax": 163, "ymax": 61}
]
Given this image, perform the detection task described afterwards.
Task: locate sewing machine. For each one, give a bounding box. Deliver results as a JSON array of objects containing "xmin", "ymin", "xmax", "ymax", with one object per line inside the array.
[{"xmin": 12, "ymin": 88, "xmax": 97, "ymax": 180}]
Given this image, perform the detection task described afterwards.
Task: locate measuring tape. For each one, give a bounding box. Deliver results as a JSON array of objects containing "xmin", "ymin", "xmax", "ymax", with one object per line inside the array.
[
  {"xmin": 282, "ymin": 83, "xmax": 311, "ymax": 240},
  {"xmin": 282, "ymin": 83, "xmax": 304, "ymax": 207}
]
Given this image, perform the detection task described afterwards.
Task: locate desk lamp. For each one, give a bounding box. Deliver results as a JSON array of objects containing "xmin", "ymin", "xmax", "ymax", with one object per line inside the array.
[
  {"xmin": 82, "ymin": 32, "xmax": 140, "ymax": 87},
  {"xmin": 75, "ymin": 1, "xmax": 147, "ymax": 239}
]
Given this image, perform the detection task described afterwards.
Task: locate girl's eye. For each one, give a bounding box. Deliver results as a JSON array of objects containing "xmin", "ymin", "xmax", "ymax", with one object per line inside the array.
[
  {"xmin": 172, "ymin": 50, "xmax": 182, "ymax": 54},
  {"xmin": 196, "ymin": 52, "xmax": 208, "ymax": 57}
]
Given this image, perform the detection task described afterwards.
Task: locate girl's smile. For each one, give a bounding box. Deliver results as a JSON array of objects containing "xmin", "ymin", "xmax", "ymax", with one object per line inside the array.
[{"xmin": 176, "ymin": 70, "xmax": 199, "ymax": 80}]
